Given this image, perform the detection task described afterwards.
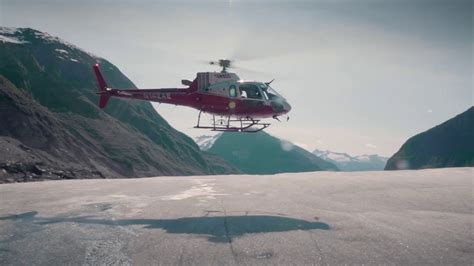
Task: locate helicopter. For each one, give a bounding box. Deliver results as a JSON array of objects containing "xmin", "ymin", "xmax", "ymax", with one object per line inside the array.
[{"xmin": 93, "ymin": 59, "xmax": 291, "ymax": 132}]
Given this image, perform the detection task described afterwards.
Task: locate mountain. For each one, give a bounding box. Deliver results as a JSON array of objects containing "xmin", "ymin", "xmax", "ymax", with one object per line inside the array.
[
  {"xmin": 0, "ymin": 27, "xmax": 238, "ymax": 182},
  {"xmin": 313, "ymin": 149, "xmax": 388, "ymax": 171},
  {"xmin": 199, "ymin": 132, "xmax": 338, "ymax": 174},
  {"xmin": 385, "ymin": 107, "xmax": 474, "ymax": 170}
]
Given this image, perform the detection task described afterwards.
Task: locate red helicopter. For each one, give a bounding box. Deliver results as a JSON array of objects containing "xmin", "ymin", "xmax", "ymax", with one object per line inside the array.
[{"xmin": 93, "ymin": 59, "xmax": 291, "ymax": 132}]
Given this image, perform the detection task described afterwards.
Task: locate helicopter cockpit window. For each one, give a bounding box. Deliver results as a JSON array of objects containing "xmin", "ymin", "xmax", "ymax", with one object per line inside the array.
[
  {"xmin": 239, "ymin": 84, "xmax": 262, "ymax": 100},
  {"xmin": 229, "ymin": 86, "xmax": 237, "ymax": 97}
]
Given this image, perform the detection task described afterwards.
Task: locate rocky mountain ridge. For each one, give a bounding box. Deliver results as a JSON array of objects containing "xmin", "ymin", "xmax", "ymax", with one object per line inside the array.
[
  {"xmin": 0, "ymin": 27, "xmax": 238, "ymax": 183},
  {"xmin": 385, "ymin": 107, "xmax": 474, "ymax": 170}
]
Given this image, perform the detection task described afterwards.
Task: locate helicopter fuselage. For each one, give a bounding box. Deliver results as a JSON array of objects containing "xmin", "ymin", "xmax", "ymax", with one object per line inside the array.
[{"xmin": 94, "ymin": 65, "xmax": 291, "ymax": 120}]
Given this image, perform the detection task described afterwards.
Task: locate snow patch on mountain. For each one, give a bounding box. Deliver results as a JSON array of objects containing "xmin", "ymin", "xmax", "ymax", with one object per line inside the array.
[
  {"xmin": 55, "ymin": 48, "xmax": 69, "ymax": 54},
  {"xmin": 313, "ymin": 150, "xmax": 352, "ymax": 162},
  {"xmin": 0, "ymin": 35, "xmax": 26, "ymax": 44},
  {"xmin": 355, "ymin": 154, "xmax": 371, "ymax": 162},
  {"xmin": 0, "ymin": 27, "xmax": 98, "ymax": 59},
  {"xmin": 32, "ymin": 30, "xmax": 98, "ymax": 58},
  {"xmin": 0, "ymin": 27, "xmax": 17, "ymax": 35},
  {"xmin": 0, "ymin": 27, "xmax": 28, "ymax": 44},
  {"xmin": 195, "ymin": 134, "xmax": 221, "ymax": 151}
]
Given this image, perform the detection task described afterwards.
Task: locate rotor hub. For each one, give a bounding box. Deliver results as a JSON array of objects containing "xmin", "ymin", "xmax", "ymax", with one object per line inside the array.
[{"xmin": 209, "ymin": 59, "xmax": 232, "ymax": 73}]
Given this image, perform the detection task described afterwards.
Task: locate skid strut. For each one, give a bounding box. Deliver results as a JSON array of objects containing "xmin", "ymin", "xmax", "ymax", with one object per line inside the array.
[{"xmin": 194, "ymin": 111, "xmax": 270, "ymax": 133}]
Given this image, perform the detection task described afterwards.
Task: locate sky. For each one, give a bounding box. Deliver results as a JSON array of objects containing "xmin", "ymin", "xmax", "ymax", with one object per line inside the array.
[{"xmin": 1, "ymin": 0, "xmax": 472, "ymax": 156}]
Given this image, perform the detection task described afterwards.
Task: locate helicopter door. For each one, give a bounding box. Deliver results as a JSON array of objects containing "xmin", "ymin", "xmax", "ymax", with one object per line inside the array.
[{"xmin": 239, "ymin": 83, "xmax": 266, "ymax": 110}]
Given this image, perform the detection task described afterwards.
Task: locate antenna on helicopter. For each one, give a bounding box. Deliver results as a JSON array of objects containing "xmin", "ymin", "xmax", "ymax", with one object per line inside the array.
[
  {"xmin": 265, "ymin": 79, "xmax": 275, "ymax": 85},
  {"xmin": 209, "ymin": 59, "xmax": 232, "ymax": 73}
]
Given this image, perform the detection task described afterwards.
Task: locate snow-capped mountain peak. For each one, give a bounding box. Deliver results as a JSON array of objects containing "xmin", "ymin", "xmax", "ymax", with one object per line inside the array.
[
  {"xmin": 0, "ymin": 27, "xmax": 98, "ymax": 59},
  {"xmin": 313, "ymin": 149, "xmax": 388, "ymax": 171},
  {"xmin": 313, "ymin": 149, "xmax": 353, "ymax": 163}
]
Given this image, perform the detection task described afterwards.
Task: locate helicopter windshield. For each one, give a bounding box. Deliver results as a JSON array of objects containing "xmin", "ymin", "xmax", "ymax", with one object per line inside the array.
[{"xmin": 258, "ymin": 83, "xmax": 284, "ymax": 101}]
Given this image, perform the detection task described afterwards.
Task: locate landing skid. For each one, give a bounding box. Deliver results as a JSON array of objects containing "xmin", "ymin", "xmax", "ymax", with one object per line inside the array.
[{"xmin": 194, "ymin": 111, "xmax": 270, "ymax": 133}]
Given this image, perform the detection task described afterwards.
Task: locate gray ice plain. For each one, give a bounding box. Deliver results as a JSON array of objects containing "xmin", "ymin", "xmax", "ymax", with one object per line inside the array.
[{"xmin": 0, "ymin": 168, "xmax": 472, "ymax": 265}]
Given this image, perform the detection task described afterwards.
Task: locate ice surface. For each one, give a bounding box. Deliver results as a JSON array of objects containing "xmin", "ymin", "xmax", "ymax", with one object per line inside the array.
[{"xmin": 0, "ymin": 168, "xmax": 472, "ymax": 264}]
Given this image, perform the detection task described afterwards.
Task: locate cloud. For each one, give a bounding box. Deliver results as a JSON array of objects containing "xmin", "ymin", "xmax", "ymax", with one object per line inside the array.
[{"xmin": 365, "ymin": 143, "xmax": 377, "ymax": 149}]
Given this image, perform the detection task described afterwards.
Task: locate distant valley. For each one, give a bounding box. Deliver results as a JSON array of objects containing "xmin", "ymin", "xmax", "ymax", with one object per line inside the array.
[{"xmin": 195, "ymin": 132, "xmax": 338, "ymax": 174}]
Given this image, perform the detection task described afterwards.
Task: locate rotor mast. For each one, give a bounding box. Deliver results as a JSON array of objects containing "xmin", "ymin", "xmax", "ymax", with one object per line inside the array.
[{"xmin": 209, "ymin": 59, "xmax": 232, "ymax": 73}]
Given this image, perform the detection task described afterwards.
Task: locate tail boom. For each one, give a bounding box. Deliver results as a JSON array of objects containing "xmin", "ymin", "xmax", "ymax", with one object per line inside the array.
[
  {"xmin": 93, "ymin": 64, "xmax": 110, "ymax": 109},
  {"xmin": 92, "ymin": 64, "xmax": 194, "ymax": 109}
]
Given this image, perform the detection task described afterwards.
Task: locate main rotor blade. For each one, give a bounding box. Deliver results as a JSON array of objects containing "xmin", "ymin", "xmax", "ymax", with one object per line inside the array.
[{"xmin": 232, "ymin": 64, "xmax": 271, "ymax": 76}]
